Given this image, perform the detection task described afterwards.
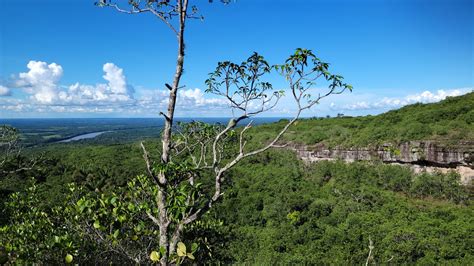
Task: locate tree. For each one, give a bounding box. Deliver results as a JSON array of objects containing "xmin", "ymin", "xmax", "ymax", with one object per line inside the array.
[
  {"xmin": 0, "ymin": 181, "xmax": 78, "ymax": 264},
  {"xmin": 0, "ymin": 125, "xmax": 20, "ymax": 172},
  {"xmin": 96, "ymin": 2, "xmax": 217, "ymax": 262},
  {"xmin": 95, "ymin": 1, "xmax": 351, "ymax": 264},
  {"xmin": 0, "ymin": 125, "xmax": 42, "ymax": 177}
]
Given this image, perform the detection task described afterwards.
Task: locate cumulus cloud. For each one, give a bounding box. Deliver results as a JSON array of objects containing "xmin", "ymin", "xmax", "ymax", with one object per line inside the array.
[
  {"xmin": 2, "ymin": 60, "xmax": 231, "ymax": 116},
  {"xmin": 13, "ymin": 61, "xmax": 134, "ymax": 106},
  {"xmin": 0, "ymin": 85, "xmax": 11, "ymax": 96},
  {"xmin": 102, "ymin": 63, "xmax": 134, "ymax": 96},
  {"xmin": 332, "ymin": 88, "xmax": 472, "ymax": 111},
  {"xmin": 15, "ymin": 61, "xmax": 63, "ymax": 103},
  {"xmin": 67, "ymin": 62, "xmax": 135, "ymax": 104}
]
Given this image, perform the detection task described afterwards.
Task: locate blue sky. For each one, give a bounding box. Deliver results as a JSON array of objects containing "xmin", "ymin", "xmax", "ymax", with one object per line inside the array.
[{"xmin": 0, "ymin": 0, "xmax": 472, "ymax": 118}]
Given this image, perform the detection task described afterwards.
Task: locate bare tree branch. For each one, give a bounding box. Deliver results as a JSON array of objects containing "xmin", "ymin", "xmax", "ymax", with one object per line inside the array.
[
  {"xmin": 366, "ymin": 237, "xmax": 374, "ymax": 266},
  {"xmin": 179, "ymin": 49, "xmax": 352, "ymax": 230}
]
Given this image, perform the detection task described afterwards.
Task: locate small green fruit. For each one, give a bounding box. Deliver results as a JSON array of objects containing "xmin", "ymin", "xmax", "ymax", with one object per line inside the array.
[{"xmin": 65, "ymin": 254, "xmax": 73, "ymax": 263}]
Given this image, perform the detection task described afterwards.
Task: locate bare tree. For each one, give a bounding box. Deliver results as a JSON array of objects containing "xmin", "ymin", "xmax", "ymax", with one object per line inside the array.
[
  {"xmin": 95, "ymin": 2, "xmax": 350, "ymax": 265},
  {"xmin": 164, "ymin": 48, "xmax": 351, "ymax": 255}
]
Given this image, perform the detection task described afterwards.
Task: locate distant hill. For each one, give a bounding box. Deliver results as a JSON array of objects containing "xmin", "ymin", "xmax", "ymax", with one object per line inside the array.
[{"xmin": 255, "ymin": 91, "xmax": 474, "ymax": 148}]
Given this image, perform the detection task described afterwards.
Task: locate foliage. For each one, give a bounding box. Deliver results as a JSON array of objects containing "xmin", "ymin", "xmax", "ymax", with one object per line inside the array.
[
  {"xmin": 0, "ymin": 144, "xmax": 472, "ymax": 264},
  {"xmin": 0, "ymin": 180, "xmax": 78, "ymax": 264},
  {"xmin": 0, "ymin": 175, "xmax": 210, "ymax": 264},
  {"xmin": 63, "ymin": 174, "xmax": 193, "ymax": 264},
  {"xmin": 213, "ymin": 151, "xmax": 473, "ymax": 264}
]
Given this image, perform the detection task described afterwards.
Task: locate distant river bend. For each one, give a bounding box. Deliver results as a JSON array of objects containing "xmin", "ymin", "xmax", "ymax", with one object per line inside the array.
[{"xmin": 58, "ymin": 131, "xmax": 110, "ymax": 143}]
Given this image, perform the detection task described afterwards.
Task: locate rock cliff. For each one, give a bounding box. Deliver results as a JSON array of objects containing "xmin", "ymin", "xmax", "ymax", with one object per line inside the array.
[{"xmin": 289, "ymin": 141, "xmax": 474, "ymax": 185}]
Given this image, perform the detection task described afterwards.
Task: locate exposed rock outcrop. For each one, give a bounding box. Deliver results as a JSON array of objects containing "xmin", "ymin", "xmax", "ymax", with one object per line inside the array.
[{"xmin": 289, "ymin": 141, "xmax": 474, "ymax": 185}]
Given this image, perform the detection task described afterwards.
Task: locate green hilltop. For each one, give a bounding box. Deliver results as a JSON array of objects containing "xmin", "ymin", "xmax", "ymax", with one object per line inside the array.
[{"xmin": 255, "ymin": 91, "xmax": 474, "ymax": 148}]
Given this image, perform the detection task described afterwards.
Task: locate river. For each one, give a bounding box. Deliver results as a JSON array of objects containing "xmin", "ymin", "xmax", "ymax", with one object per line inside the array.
[{"xmin": 58, "ymin": 131, "xmax": 109, "ymax": 143}]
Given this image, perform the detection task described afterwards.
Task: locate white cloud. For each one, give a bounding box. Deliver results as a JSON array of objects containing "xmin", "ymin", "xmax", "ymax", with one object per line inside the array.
[
  {"xmin": 13, "ymin": 61, "xmax": 135, "ymax": 107},
  {"xmin": 178, "ymin": 88, "xmax": 227, "ymax": 108},
  {"xmin": 102, "ymin": 62, "xmax": 134, "ymax": 95},
  {"xmin": 135, "ymin": 88, "xmax": 228, "ymax": 116},
  {"xmin": 0, "ymin": 85, "xmax": 11, "ymax": 96},
  {"xmin": 62, "ymin": 62, "xmax": 134, "ymax": 104},
  {"xmin": 2, "ymin": 60, "xmax": 231, "ymax": 116},
  {"xmin": 16, "ymin": 61, "xmax": 63, "ymax": 103},
  {"xmin": 343, "ymin": 101, "xmax": 371, "ymax": 110},
  {"xmin": 0, "ymin": 98, "xmax": 29, "ymax": 112},
  {"xmin": 404, "ymin": 89, "xmax": 464, "ymax": 103},
  {"xmin": 333, "ymin": 88, "xmax": 472, "ymax": 111}
]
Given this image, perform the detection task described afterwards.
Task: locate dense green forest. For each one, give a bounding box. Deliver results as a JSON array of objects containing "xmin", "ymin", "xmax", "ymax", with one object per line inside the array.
[
  {"xmin": 1, "ymin": 148, "xmax": 472, "ymax": 264},
  {"xmin": 1, "ymin": 94, "xmax": 473, "ymax": 264}
]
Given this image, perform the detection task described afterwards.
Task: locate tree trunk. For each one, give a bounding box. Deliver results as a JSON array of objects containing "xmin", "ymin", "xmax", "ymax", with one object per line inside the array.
[
  {"xmin": 159, "ymin": 0, "xmax": 188, "ymax": 265},
  {"xmin": 158, "ymin": 189, "xmax": 169, "ymax": 265},
  {"xmin": 161, "ymin": 0, "xmax": 187, "ymax": 165},
  {"xmin": 168, "ymin": 223, "xmax": 184, "ymax": 256}
]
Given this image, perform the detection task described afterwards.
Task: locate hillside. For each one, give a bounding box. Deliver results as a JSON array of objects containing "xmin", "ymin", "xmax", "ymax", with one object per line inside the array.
[{"xmin": 254, "ymin": 92, "xmax": 474, "ymax": 148}]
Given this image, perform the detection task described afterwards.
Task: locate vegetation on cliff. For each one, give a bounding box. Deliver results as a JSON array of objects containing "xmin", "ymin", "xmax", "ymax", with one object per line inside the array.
[{"xmin": 252, "ymin": 92, "xmax": 474, "ymax": 148}]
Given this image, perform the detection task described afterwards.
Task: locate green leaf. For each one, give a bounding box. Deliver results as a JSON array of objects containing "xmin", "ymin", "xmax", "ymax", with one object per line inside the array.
[
  {"xmin": 93, "ymin": 220, "xmax": 100, "ymax": 229},
  {"xmin": 191, "ymin": 242, "xmax": 198, "ymax": 252},
  {"xmin": 159, "ymin": 246, "xmax": 167, "ymax": 257},
  {"xmin": 187, "ymin": 253, "xmax": 195, "ymax": 260},
  {"xmin": 118, "ymin": 214, "xmax": 127, "ymax": 223},
  {"xmin": 177, "ymin": 242, "xmax": 186, "ymax": 257},
  {"xmin": 113, "ymin": 229, "xmax": 119, "ymax": 238},
  {"xmin": 110, "ymin": 196, "xmax": 118, "ymax": 205}
]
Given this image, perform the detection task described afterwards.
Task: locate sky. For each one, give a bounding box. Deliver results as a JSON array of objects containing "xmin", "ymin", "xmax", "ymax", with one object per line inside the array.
[{"xmin": 0, "ymin": 0, "xmax": 472, "ymax": 118}]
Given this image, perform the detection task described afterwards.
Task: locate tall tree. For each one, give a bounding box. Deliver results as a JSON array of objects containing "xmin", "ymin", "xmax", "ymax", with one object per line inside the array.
[
  {"xmin": 95, "ymin": 1, "xmax": 351, "ymax": 265},
  {"xmin": 96, "ymin": 1, "xmax": 229, "ymax": 263}
]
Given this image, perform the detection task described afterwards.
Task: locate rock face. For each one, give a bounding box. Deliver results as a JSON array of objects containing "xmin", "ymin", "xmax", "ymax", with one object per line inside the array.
[{"xmin": 289, "ymin": 141, "xmax": 474, "ymax": 185}]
